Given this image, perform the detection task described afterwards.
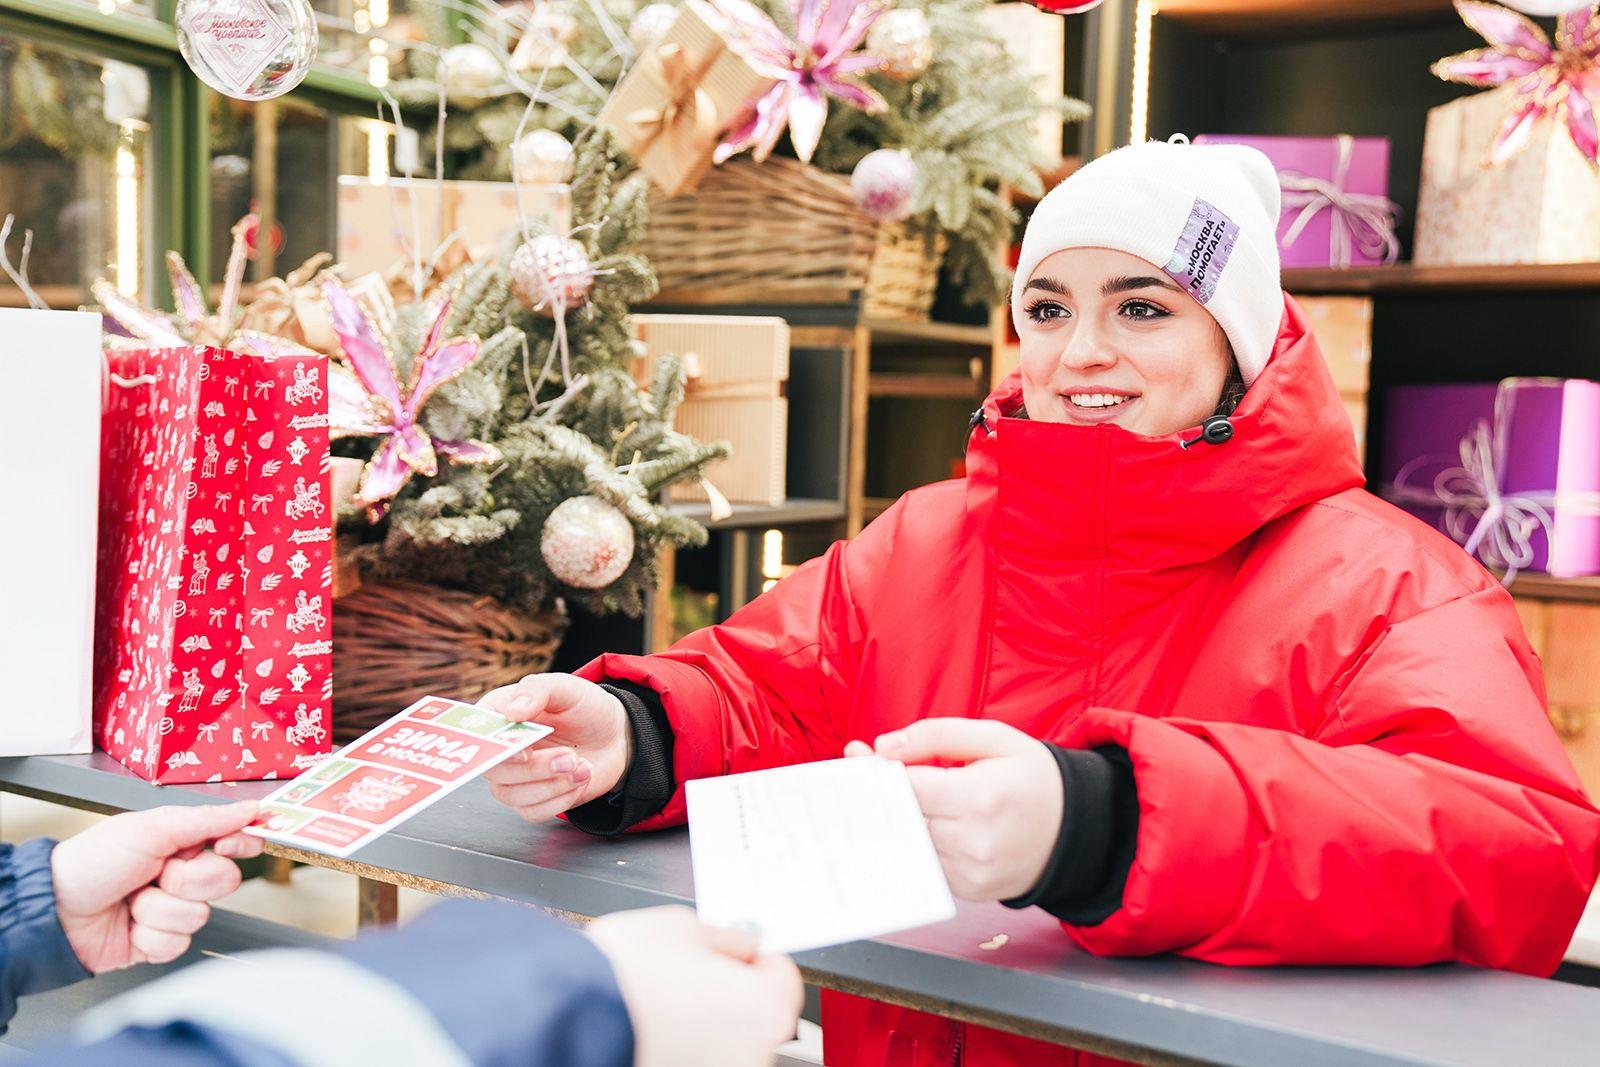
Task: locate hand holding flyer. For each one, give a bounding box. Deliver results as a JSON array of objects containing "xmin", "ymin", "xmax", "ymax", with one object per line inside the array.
[{"xmin": 245, "ymin": 696, "xmax": 552, "ymax": 858}]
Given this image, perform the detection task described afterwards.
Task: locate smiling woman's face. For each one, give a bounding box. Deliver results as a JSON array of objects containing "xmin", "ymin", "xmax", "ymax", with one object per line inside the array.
[{"xmin": 1015, "ymin": 247, "xmax": 1235, "ymax": 437}]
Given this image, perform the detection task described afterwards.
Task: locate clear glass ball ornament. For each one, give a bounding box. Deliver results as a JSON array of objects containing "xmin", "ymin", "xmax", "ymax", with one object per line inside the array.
[
  {"xmin": 865, "ymin": 9, "xmax": 933, "ymax": 81},
  {"xmin": 176, "ymin": 0, "xmax": 317, "ymax": 101}
]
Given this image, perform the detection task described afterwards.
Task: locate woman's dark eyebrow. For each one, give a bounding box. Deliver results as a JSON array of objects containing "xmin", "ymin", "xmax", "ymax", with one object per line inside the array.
[
  {"xmin": 1103, "ymin": 275, "xmax": 1183, "ymax": 295},
  {"xmin": 1021, "ymin": 276, "xmax": 1069, "ymax": 297}
]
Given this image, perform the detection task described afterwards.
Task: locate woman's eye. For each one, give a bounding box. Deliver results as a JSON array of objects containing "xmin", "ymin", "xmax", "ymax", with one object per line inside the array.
[
  {"xmin": 1122, "ymin": 299, "xmax": 1170, "ymax": 320},
  {"xmin": 1025, "ymin": 300, "xmax": 1068, "ymax": 323}
]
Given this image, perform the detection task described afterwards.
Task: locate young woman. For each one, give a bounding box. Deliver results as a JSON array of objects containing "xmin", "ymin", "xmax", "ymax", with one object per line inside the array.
[{"xmin": 482, "ymin": 138, "xmax": 1600, "ymax": 1067}]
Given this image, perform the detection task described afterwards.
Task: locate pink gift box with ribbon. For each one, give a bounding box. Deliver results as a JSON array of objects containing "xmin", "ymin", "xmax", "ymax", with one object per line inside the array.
[
  {"xmin": 1380, "ymin": 378, "xmax": 1600, "ymax": 581},
  {"xmin": 1192, "ymin": 134, "xmax": 1399, "ymax": 270}
]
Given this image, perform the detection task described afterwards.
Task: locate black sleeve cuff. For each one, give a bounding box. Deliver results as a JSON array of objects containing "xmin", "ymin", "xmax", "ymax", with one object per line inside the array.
[
  {"xmin": 1002, "ymin": 744, "xmax": 1139, "ymax": 926},
  {"xmin": 565, "ymin": 681, "xmax": 676, "ymax": 838}
]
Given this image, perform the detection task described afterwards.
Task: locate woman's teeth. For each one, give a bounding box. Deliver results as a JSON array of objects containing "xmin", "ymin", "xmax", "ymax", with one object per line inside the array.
[{"xmin": 1067, "ymin": 393, "xmax": 1132, "ymax": 409}]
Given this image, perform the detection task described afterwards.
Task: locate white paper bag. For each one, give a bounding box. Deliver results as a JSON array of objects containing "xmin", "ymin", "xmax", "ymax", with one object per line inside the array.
[{"xmin": 0, "ymin": 308, "xmax": 100, "ymax": 754}]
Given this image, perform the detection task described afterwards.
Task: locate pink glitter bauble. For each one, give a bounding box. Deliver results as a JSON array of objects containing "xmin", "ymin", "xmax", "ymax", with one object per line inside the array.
[
  {"xmin": 851, "ymin": 149, "xmax": 917, "ymax": 223},
  {"xmin": 540, "ymin": 496, "xmax": 635, "ymax": 589},
  {"xmin": 509, "ymin": 235, "xmax": 594, "ymax": 315}
]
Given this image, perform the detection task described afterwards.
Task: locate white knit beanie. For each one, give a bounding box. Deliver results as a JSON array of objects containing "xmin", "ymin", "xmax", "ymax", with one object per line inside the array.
[{"xmin": 1011, "ymin": 136, "xmax": 1285, "ymax": 385}]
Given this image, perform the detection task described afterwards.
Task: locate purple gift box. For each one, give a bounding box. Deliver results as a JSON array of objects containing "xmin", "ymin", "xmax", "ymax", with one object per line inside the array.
[
  {"xmin": 1191, "ymin": 134, "xmax": 1397, "ymax": 270},
  {"xmin": 1380, "ymin": 379, "xmax": 1600, "ymax": 579}
]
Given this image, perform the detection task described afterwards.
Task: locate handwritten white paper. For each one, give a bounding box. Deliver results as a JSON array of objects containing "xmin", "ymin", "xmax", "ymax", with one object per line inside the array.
[{"xmin": 687, "ymin": 757, "xmax": 957, "ymax": 954}]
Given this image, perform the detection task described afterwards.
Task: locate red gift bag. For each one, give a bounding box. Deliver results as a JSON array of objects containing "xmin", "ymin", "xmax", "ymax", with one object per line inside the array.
[{"xmin": 95, "ymin": 345, "xmax": 333, "ymax": 783}]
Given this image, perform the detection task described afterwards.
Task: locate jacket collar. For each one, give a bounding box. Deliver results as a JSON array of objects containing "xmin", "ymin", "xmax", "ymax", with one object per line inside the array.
[{"xmin": 963, "ymin": 295, "xmax": 1366, "ymax": 568}]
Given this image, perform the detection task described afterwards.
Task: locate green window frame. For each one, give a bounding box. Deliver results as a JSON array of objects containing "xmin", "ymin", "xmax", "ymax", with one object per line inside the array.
[{"xmin": 0, "ymin": 0, "xmax": 386, "ymax": 302}]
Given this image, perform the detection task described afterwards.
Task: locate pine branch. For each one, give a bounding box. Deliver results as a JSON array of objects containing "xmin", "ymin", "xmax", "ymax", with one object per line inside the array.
[{"xmin": 629, "ymin": 440, "xmax": 731, "ymax": 493}]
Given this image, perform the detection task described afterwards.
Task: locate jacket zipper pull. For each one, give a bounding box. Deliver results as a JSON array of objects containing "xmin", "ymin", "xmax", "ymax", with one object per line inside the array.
[
  {"xmin": 1181, "ymin": 414, "xmax": 1235, "ymax": 450},
  {"xmin": 965, "ymin": 409, "xmax": 990, "ymax": 455}
]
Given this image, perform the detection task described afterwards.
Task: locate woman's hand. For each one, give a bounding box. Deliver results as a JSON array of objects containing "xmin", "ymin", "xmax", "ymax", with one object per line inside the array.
[
  {"xmin": 479, "ymin": 673, "xmax": 632, "ymax": 823},
  {"xmin": 845, "ymin": 720, "xmax": 1064, "ymax": 901}
]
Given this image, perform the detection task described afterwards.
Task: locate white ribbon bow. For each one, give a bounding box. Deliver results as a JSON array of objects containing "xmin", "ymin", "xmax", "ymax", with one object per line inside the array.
[
  {"xmin": 1278, "ymin": 135, "xmax": 1401, "ymax": 269},
  {"xmin": 1385, "ymin": 385, "xmax": 1600, "ymax": 585}
]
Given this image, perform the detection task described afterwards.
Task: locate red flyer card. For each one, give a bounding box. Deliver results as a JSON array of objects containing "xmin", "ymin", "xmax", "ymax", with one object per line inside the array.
[{"xmin": 243, "ymin": 695, "xmax": 551, "ymax": 858}]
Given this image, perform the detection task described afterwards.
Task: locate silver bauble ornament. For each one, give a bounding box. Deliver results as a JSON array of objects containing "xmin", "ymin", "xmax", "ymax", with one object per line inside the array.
[
  {"xmin": 512, "ymin": 3, "xmax": 580, "ymax": 73},
  {"xmin": 851, "ymin": 148, "xmax": 917, "ymax": 222},
  {"xmin": 176, "ymin": 0, "xmax": 317, "ymax": 101},
  {"xmin": 629, "ymin": 3, "xmax": 680, "ymax": 51},
  {"xmin": 511, "ymin": 128, "xmax": 576, "ymax": 184},
  {"xmin": 509, "ymin": 235, "xmax": 595, "ymax": 314},
  {"xmin": 441, "ymin": 43, "xmax": 504, "ymax": 106},
  {"xmin": 541, "ymin": 496, "xmax": 636, "ymax": 589},
  {"xmin": 865, "ymin": 9, "xmax": 933, "ymax": 81},
  {"xmin": 1497, "ymin": 0, "xmax": 1593, "ymax": 12}
]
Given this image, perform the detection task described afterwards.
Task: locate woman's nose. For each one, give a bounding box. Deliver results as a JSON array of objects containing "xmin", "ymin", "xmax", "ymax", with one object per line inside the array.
[{"xmin": 1056, "ymin": 319, "xmax": 1118, "ymax": 373}]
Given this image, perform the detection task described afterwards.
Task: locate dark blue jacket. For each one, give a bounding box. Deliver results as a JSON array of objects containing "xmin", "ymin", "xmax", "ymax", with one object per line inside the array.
[
  {"xmin": 0, "ymin": 840, "xmax": 91, "ymax": 1030},
  {"xmin": 2, "ymin": 839, "xmax": 634, "ymax": 1067}
]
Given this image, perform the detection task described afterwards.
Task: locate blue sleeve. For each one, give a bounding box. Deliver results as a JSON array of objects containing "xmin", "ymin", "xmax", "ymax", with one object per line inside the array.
[
  {"xmin": 339, "ymin": 900, "xmax": 635, "ymax": 1067},
  {"xmin": 25, "ymin": 1025, "xmax": 296, "ymax": 1067},
  {"xmin": 0, "ymin": 839, "xmax": 92, "ymax": 1031},
  {"xmin": 26, "ymin": 900, "xmax": 633, "ymax": 1067}
]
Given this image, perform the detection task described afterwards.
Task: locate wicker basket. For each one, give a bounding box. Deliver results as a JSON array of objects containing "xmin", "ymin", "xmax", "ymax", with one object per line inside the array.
[
  {"xmin": 644, "ymin": 157, "xmax": 880, "ymax": 305},
  {"xmin": 862, "ymin": 222, "xmax": 946, "ymax": 321},
  {"xmin": 332, "ymin": 581, "xmax": 568, "ymax": 742}
]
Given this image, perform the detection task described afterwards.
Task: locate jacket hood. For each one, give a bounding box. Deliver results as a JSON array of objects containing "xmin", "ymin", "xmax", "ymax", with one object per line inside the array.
[{"xmin": 965, "ymin": 294, "xmax": 1366, "ymax": 567}]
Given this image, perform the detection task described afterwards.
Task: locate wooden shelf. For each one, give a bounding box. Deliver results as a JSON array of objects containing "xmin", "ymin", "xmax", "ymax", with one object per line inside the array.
[
  {"xmin": 1508, "ymin": 574, "xmax": 1600, "ymax": 605},
  {"xmin": 1283, "ymin": 262, "xmax": 1600, "ymax": 296},
  {"xmin": 673, "ymin": 498, "xmax": 846, "ymax": 530},
  {"xmin": 865, "ymin": 319, "xmax": 995, "ymax": 347},
  {"xmin": 0, "ymin": 284, "xmax": 90, "ymax": 309},
  {"xmin": 1156, "ymin": 0, "xmax": 1453, "ymax": 36},
  {"xmin": 868, "ymin": 373, "xmax": 982, "ymax": 400},
  {"xmin": 862, "ymin": 496, "xmax": 900, "ymax": 522}
]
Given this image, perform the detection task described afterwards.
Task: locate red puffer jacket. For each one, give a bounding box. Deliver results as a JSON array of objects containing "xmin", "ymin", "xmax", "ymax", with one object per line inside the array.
[{"xmin": 579, "ymin": 295, "xmax": 1600, "ymax": 1067}]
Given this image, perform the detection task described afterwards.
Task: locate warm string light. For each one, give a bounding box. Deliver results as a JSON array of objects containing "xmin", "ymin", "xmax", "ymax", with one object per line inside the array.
[
  {"xmin": 369, "ymin": 35, "xmax": 389, "ymax": 87},
  {"xmin": 1129, "ymin": 0, "xmax": 1156, "ymax": 145},
  {"xmin": 366, "ymin": 119, "xmax": 391, "ymax": 185},
  {"xmin": 353, "ymin": 0, "xmax": 388, "ymax": 42},
  {"xmin": 761, "ymin": 529, "xmax": 784, "ymax": 594},
  {"xmin": 113, "ymin": 121, "xmax": 141, "ymax": 297}
]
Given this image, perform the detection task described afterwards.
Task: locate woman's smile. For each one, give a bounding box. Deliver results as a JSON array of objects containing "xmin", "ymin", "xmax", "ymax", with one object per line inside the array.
[{"xmin": 1058, "ymin": 389, "xmax": 1141, "ymax": 425}]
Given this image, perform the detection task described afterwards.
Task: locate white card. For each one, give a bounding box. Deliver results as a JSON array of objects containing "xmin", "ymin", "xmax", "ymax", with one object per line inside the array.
[
  {"xmin": 0, "ymin": 309, "xmax": 100, "ymax": 756},
  {"xmin": 687, "ymin": 757, "xmax": 957, "ymax": 955}
]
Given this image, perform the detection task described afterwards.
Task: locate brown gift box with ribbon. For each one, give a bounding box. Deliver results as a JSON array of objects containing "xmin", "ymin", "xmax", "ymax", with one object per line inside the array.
[
  {"xmin": 336, "ymin": 176, "xmax": 573, "ymax": 278},
  {"xmin": 599, "ymin": 0, "xmax": 780, "ymax": 197},
  {"xmin": 633, "ymin": 313, "xmax": 790, "ymax": 506},
  {"xmin": 1415, "ymin": 85, "xmax": 1600, "ymax": 266}
]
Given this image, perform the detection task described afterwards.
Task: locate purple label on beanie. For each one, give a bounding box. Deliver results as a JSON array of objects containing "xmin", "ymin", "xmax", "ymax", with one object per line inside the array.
[{"xmin": 1164, "ymin": 197, "xmax": 1238, "ymax": 305}]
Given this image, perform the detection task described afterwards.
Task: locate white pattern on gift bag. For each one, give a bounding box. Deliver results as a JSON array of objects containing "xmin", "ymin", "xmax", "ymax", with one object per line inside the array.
[{"xmin": 97, "ymin": 346, "xmax": 334, "ymax": 783}]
